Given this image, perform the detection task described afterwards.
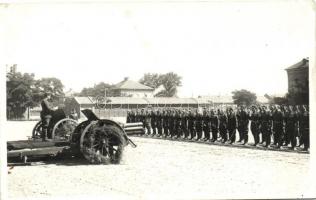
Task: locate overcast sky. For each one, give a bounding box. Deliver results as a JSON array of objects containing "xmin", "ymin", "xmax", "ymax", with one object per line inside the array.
[{"xmin": 2, "ymin": 1, "xmax": 314, "ymax": 97}]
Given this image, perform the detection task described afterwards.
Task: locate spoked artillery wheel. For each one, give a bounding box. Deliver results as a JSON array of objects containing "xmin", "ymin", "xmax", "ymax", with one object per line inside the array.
[
  {"xmin": 32, "ymin": 121, "xmax": 44, "ymax": 139},
  {"xmin": 52, "ymin": 119, "xmax": 78, "ymax": 141},
  {"xmin": 80, "ymin": 122, "xmax": 125, "ymax": 164}
]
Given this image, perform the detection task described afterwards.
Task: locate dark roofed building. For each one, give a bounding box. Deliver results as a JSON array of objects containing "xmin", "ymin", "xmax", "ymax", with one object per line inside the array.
[
  {"xmin": 112, "ymin": 77, "xmax": 154, "ymax": 98},
  {"xmin": 285, "ymin": 58, "xmax": 309, "ymax": 104}
]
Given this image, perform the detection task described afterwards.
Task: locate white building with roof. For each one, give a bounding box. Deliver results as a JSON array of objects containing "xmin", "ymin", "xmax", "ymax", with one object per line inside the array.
[{"xmin": 112, "ymin": 77, "xmax": 154, "ymax": 98}]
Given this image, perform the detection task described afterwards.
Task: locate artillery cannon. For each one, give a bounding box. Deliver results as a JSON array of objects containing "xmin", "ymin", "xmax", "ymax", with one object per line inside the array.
[{"xmin": 7, "ymin": 109, "xmax": 139, "ymax": 164}]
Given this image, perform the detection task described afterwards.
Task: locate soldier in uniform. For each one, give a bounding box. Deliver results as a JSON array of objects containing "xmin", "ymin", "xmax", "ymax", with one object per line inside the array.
[
  {"xmin": 272, "ymin": 105, "xmax": 284, "ymax": 148},
  {"xmin": 130, "ymin": 110, "xmax": 136, "ymax": 123},
  {"xmin": 195, "ymin": 109, "xmax": 203, "ymax": 141},
  {"xmin": 169, "ymin": 109, "xmax": 176, "ymax": 138},
  {"xmin": 126, "ymin": 110, "xmax": 131, "ymax": 123},
  {"xmin": 299, "ymin": 105, "xmax": 309, "ymax": 151},
  {"xmin": 284, "ymin": 105, "xmax": 297, "ymax": 149},
  {"xmin": 40, "ymin": 92, "xmax": 54, "ymax": 141},
  {"xmin": 260, "ymin": 106, "xmax": 272, "ymax": 147},
  {"xmin": 227, "ymin": 107, "xmax": 237, "ymax": 144},
  {"xmin": 236, "ymin": 106, "xmax": 242, "ymax": 142},
  {"xmin": 156, "ymin": 109, "xmax": 163, "ymax": 137},
  {"xmin": 219, "ymin": 108, "xmax": 228, "ymax": 143},
  {"xmin": 144, "ymin": 109, "xmax": 152, "ymax": 135},
  {"xmin": 203, "ymin": 109, "xmax": 211, "ymax": 141},
  {"xmin": 181, "ymin": 109, "xmax": 189, "ymax": 139},
  {"xmin": 163, "ymin": 110, "xmax": 169, "ymax": 137},
  {"xmin": 250, "ymin": 106, "xmax": 260, "ymax": 146},
  {"xmin": 188, "ymin": 109, "xmax": 196, "ymax": 140},
  {"xmin": 150, "ymin": 110, "xmax": 157, "ymax": 136},
  {"xmin": 237, "ymin": 106, "xmax": 250, "ymax": 145},
  {"xmin": 210, "ymin": 109, "xmax": 219, "ymax": 142}
]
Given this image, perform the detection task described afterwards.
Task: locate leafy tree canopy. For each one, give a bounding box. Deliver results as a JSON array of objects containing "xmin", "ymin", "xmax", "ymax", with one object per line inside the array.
[
  {"xmin": 231, "ymin": 89, "xmax": 257, "ymax": 106},
  {"xmin": 139, "ymin": 72, "xmax": 182, "ymax": 97}
]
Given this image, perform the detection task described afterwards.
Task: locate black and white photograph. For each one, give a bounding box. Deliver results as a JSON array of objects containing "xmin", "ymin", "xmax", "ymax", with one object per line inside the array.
[{"xmin": 1, "ymin": 0, "xmax": 315, "ymax": 199}]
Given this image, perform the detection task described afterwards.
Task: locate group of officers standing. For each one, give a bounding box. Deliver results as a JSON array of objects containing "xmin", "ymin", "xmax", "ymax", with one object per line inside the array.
[{"xmin": 127, "ymin": 104, "xmax": 310, "ymax": 151}]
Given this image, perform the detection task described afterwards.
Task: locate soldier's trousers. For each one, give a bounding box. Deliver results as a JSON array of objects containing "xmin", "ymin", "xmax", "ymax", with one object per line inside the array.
[
  {"xmin": 196, "ymin": 127, "xmax": 202, "ymax": 139},
  {"xmin": 163, "ymin": 126, "xmax": 169, "ymax": 137},
  {"xmin": 189, "ymin": 128, "xmax": 196, "ymax": 139},
  {"xmin": 203, "ymin": 126, "xmax": 210, "ymax": 140},
  {"xmin": 251, "ymin": 123, "xmax": 260, "ymax": 145},
  {"xmin": 219, "ymin": 126, "xmax": 227, "ymax": 142},
  {"xmin": 151, "ymin": 125, "xmax": 156, "ymax": 135},
  {"xmin": 239, "ymin": 126, "xmax": 249, "ymax": 143},
  {"xmin": 273, "ymin": 125, "xmax": 283, "ymax": 147},
  {"xmin": 301, "ymin": 128, "xmax": 309, "ymax": 149},
  {"xmin": 145, "ymin": 124, "xmax": 152, "ymax": 135},
  {"xmin": 157, "ymin": 126, "xmax": 163, "ymax": 136},
  {"xmin": 285, "ymin": 125, "xmax": 296, "ymax": 148},
  {"xmin": 228, "ymin": 128, "xmax": 236, "ymax": 143},
  {"xmin": 211, "ymin": 127, "xmax": 218, "ymax": 141},
  {"xmin": 182, "ymin": 127, "xmax": 189, "ymax": 138},
  {"xmin": 237, "ymin": 127, "xmax": 243, "ymax": 142},
  {"xmin": 262, "ymin": 128, "xmax": 271, "ymax": 147}
]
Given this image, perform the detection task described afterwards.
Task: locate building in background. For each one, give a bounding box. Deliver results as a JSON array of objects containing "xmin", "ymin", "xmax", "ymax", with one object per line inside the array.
[
  {"xmin": 285, "ymin": 58, "xmax": 309, "ymax": 104},
  {"xmin": 112, "ymin": 77, "xmax": 154, "ymax": 98}
]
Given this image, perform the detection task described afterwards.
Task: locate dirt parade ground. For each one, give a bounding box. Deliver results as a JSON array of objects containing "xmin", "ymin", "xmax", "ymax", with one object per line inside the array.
[{"xmin": 6, "ymin": 121, "xmax": 315, "ymax": 199}]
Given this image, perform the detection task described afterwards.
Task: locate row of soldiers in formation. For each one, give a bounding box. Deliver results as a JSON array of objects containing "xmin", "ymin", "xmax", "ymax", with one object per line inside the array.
[{"xmin": 126, "ymin": 104, "xmax": 310, "ymax": 151}]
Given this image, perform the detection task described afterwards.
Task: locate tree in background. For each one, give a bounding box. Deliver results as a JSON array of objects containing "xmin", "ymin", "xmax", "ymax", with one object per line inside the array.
[
  {"xmin": 139, "ymin": 72, "xmax": 182, "ymax": 97},
  {"xmin": 34, "ymin": 77, "xmax": 65, "ymax": 107},
  {"xmin": 77, "ymin": 82, "xmax": 114, "ymax": 97},
  {"xmin": 232, "ymin": 89, "xmax": 257, "ymax": 106},
  {"xmin": 7, "ymin": 71, "xmax": 38, "ymax": 119},
  {"xmin": 7, "ymin": 68, "xmax": 65, "ymax": 119}
]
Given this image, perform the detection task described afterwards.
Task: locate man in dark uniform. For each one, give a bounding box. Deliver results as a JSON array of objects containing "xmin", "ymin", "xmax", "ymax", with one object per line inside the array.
[
  {"xmin": 272, "ymin": 105, "xmax": 284, "ymax": 148},
  {"xmin": 169, "ymin": 110, "xmax": 176, "ymax": 138},
  {"xmin": 299, "ymin": 105, "xmax": 309, "ymax": 151},
  {"xmin": 188, "ymin": 109, "xmax": 196, "ymax": 140},
  {"xmin": 210, "ymin": 109, "xmax": 219, "ymax": 142},
  {"xmin": 250, "ymin": 106, "xmax": 260, "ymax": 146},
  {"xmin": 162, "ymin": 110, "xmax": 169, "ymax": 137},
  {"xmin": 181, "ymin": 109, "xmax": 189, "ymax": 139},
  {"xmin": 40, "ymin": 92, "xmax": 54, "ymax": 141},
  {"xmin": 219, "ymin": 108, "xmax": 228, "ymax": 143},
  {"xmin": 236, "ymin": 106, "xmax": 242, "ymax": 142},
  {"xmin": 195, "ymin": 109, "xmax": 203, "ymax": 141},
  {"xmin": 144, "ymin": 109, "xmax": 152, "ymax": 135},
  {"xmin": 156, "ymin": 110, "xmax": 163, "ymax": 137},
  {"xmin": 130, "ymin": 110, "xmax": 136, "ymax": 123},
  {"xmin": 227, "ymin": 107, "xmax": 237, "ymax": 144},
  {"xmin": 150, "ymin": 110, "xmax": 157, "ymax": 136},
  {"xmin": 203, "ymin": 109, "xmax": 211, "ymax": 141},
  {"xmin": 284, "ymin": 105, "xmax": 297, "ymax": 149},
  {"xmin": 237, "ymin": 106, "xmax": 250, "ymax": 145},
  {"xmin": 260, "ymin": 106, "xmax": 272, "ymax": 147}
]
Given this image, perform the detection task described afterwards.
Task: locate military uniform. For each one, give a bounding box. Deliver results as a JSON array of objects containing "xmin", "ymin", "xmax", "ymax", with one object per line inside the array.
[
  {"xmin": 203, "ymin": 111, "xmax": 211, "ymax": 140},
  {"xmin": 219, "ymin": 110, "xmax": 228, "ymax": 143},
  {"xmin": 163, "ymin": 110, "xmax": 169, "ymax": 137},
  {"xmin": 210, "ymin": 110, "xmax": 219, "ymax": 142},
  {"xmin": 195, "ymin": 111, "xmax": 203, "ymax": 140},
  {"xmin": 156, "ymin": 110, "xmax": 163, "ymax": 136},
  {"xmin": 227, "ymin": 109, "xmax": 237, "ymax": 144},
  {"xmin": 250, "ymin": 107, "xmax": 260, "ymax": 146},
  {"xmin": 237, "ymin": 108, "xmax": 249, "ymax": 145},
  {"xmin": 188, "ymin": 111, "xmax": 196, "ymax": 140},
  {"xmin": 260, "ymin": 109, "xmax": 272, "ymax": 147},
  {"xmin": 272, "ymin": 108, "xmax": 284, "ymax": 148},
  {"xmin": 299, "ymin": 108, "xmax": 309, "ymax": 151},
  {"xmin": 151, "ymin": 110, "xmax": 157, "ymax": 136},
  {"xmin": 40, "ymin": 96, "xmax": 54, "ymax": 140},
  {"xmin": 144, "ymin": 110, "xmax": 152, "ymax": 135},
  {"xmin": 181, "ymin": 111, "xmax": 189, "ymax": 139}
]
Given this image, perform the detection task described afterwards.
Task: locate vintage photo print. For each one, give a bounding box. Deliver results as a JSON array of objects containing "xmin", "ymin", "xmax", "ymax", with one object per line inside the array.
[{"xmin": 1, "ymin": 0, "xmax": 316, "ymax": 199}]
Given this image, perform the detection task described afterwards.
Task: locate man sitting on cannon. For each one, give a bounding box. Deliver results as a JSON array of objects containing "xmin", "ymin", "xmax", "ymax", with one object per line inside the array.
[{"xmin": 40, "ymin": 92, "xmax": 55, "ymax": 141}]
